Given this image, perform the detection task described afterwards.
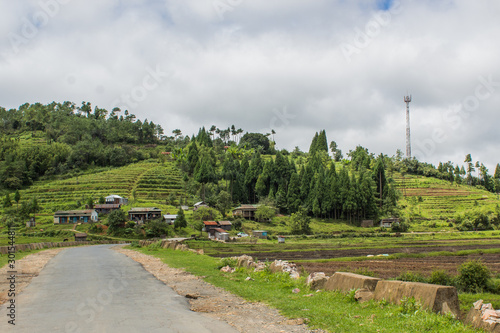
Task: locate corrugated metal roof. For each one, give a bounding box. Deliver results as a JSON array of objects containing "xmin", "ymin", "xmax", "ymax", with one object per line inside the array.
[
  {"xmin": 54, "ymin": 210, "xmax": 95, "ymax": 216},
  {"xmin": 214, "ymin": 228, "xmax": 228, "ymax": 234},
  {"xmin": 128, "ymin": 207, "xmax": 161, "ymax": 212},
  {"xmin": 75, "ymin": 233, "xmax": 87, "ymax": 237},
  {"xmin": 218, "ymin": 221, "xmax": 232, "ymax": 225},
  {"xmin": 95, "ymin": 204, "xmax": 120, "ymax": 209},
  {"xmin": 203, "ymin": 221, "xmax": 218, "ymax": 225}
]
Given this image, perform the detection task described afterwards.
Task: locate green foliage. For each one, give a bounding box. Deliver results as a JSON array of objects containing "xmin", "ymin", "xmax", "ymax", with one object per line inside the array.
[
  {"xmin": 3, "ymin": 193, "xmax": 12, "ymax": 208},
  {"xmin": 174, "ymin": 207, "xmax": 187, "ymax": 229},
  {"xmin": 428, "ymin": 270, "xmax": 454, "ymax": 286},
  {"xmin": 217, "ymin": 257, "xmax": 238, "ymax": 269},
  {"xmin": 254, "ymin": 205, "xmax": 275, "ymax": 222},
  {"xmin": 193, "ymin": 206, "xmax": 221, "ymax": 222},
  {"xmin": 398, "ymin": 296, "xmax": 421, "ymax": 315},
  {"xmin": 345, "ymin": 288, "xmax": 358, "ymax": 303},
  {"xmin": 456, "ymin": 259, "xmax": 491, "ymax": 293},
  {"xmin": 391, "ymin": 219, "xmax": 409, "ymax": 232},
  {"xmin": 107, "ymin": 209, "xmax": 127, "ymax": 234},
  {"xmin": 396, "ymin": 271, "xmax": 427, "ymax": 283},
  {"xmin": 239, "ymin": 132, "xmax": 271, "ymax": 154},
  {"xmin": 289, "ymin": 208, "xmax": 311, "ymax": 235},
  {"xmin": 145, "ymin": 219, "xmax": 171, "ymax": 238},
  {"xmin": 232, "ymin": 217, "xmax": 245, "ymax": 231}
]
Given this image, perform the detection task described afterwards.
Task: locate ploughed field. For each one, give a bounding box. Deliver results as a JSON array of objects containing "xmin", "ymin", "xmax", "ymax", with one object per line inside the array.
[
  {"xmin": 297, "ymin": 253, "xmax": 500, "ymax": 279},
  {"xmin": 201, "ymin": 237, "xmax": 500, "ymax": 280}
]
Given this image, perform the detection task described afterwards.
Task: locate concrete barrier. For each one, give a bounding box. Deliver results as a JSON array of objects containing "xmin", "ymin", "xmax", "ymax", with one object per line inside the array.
[
  {"xmin": 373, "ymin": 280, "xmax": 460, "ymax": 317},
  {"xmin": 324, "ymin": 272, "xmax": 380, "ymax": 292}
]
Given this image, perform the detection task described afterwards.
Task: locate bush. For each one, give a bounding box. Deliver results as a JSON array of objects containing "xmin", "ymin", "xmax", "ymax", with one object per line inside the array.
[
  {"xmin": 456, "ymin": 259, "xmax": 491, "ymax": 293},
  {"xmin": 428, "ymin": 270, "xmax": 453, "ymax": 286},
  {"xmin": 217, "ymin": 257, "xmax": 238, "ymax": 269},
  {"xmin": 396, "ymin": 271, "xmax": 427, "ymax": 283}
]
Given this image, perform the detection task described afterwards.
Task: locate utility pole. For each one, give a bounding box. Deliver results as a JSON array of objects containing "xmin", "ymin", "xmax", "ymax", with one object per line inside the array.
[{"xmin": 404, "ymin": 95, "xmax": 412, "ymax": 158}]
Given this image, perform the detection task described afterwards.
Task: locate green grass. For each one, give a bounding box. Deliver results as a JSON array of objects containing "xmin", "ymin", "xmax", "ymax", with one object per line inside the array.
[
  {"xmin": 130, "ymin": 246, "xmax": 478, "ymax": 332},
  {"xmin": 0, "ymin": 249, "xmax": 44, "ymax": 269}
]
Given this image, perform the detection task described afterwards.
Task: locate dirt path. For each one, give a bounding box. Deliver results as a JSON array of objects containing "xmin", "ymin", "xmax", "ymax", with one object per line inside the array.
[
  {"xmin": 113, "ymin": 246, "xmax": 324, "ymax": 333},
  {"xmin": 0, "ymin": 248, "xmax": 65, "ymax": 305}
]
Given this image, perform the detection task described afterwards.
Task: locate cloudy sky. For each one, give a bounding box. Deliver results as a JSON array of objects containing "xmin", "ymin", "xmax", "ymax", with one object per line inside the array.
[{"xmin": 1, "ymin": 0, "xmax": 499, "ymax": 171}]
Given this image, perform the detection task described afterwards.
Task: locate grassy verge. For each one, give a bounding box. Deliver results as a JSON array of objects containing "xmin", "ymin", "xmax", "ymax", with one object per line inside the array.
[{"xmin": 130, "ymin": 245, "xmax": 478, "ymax": 332}]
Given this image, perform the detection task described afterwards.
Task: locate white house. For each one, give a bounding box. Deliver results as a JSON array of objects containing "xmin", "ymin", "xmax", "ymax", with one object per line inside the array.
[
  {"xmin": 105, "ymin": 195, "xmax": 129, "ymax": 205},
  {"xmin": 54, "ymin": 210, "xmax": 98, "ymax": 224},
  {"xmin": 163, "ymin": 214, "xmax": 178, "ymax": 225}
]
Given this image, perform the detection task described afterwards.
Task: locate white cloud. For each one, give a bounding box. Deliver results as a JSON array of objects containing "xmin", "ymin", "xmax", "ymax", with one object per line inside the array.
[{"xmin": 0, "ymin": 0, "xmax": 499, "ymax": 170}]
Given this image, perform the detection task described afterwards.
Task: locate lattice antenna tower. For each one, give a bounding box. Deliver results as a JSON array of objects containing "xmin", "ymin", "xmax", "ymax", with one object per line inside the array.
[{"xmin": 404, "ymin": 95, "xmax": 412, "ymax": 158}]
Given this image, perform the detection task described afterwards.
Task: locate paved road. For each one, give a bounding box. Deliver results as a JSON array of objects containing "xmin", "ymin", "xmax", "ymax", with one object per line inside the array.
[{"xmin": 0, "ymin": 245, "xmax": 237, "ymax": 333}]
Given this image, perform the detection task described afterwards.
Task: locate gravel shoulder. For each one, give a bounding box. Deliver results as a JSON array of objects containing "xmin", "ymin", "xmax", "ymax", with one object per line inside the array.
[
  {"xmin": 0, "ymin": 248, "xmax": 65, "ymax": 305},
  {"xmin": 113, "ymin": 246, "xmax": 322, "ymax": 333}
]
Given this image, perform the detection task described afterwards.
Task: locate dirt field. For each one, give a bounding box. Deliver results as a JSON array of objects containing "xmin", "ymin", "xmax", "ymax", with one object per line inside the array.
[
  {"xmin": 297, "ymin": 253, "xmax": 500, "ymax": 279},
  {"xmin": 243, "ymin": 243, "xmax": 500, "ymax": 262}
]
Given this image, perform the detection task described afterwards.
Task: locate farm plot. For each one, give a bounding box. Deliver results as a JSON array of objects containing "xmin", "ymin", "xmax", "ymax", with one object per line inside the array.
[
  {"xmin": 297, "ymin": 253, "xmax": 500, "ymax": 279},
  {"xmin": 18, "ymin": 161, "xmax": 159, "ymax": 210},
  {"xmin": 134, "ymin": 163, "xmax": 184, "ymax": 200}
]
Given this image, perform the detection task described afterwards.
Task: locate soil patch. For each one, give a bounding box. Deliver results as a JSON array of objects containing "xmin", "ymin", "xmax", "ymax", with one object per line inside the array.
[
  {"xmin": 230, "ymin": 243, "xmax": 500, "ymax": 261},
  {"xmin": 297, "ymin": 253, "xmax": 500, "ymax": 279}
]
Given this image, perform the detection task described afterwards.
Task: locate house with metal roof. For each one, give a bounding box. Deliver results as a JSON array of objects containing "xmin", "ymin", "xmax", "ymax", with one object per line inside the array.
[
  {"xmin": 54, "ymin": 210, "xmax": 98, "ymax": 224},
  {"xmin": 105, "ymin": 195, "xmax": 129, "ymax": 205},
  {"xmin": 94, "ymin": 204, "xmax": 121, "ymax": 214},
  {"xmin": 232, "ymin": 204, "xmax": 259, "ymax": 219},
  {"xmin": 163, "ymin": 214, "xmax": 178, "ymax": 225},
  {"xmin": 128, "ymin": 207, "xmax": 162, "ymax": 222}
]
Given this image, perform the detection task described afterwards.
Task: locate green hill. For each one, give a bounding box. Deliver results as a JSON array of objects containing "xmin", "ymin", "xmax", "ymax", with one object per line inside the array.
[{"xmin": 394, "ymin": 173, "xmax": 499, "ymax": 228}]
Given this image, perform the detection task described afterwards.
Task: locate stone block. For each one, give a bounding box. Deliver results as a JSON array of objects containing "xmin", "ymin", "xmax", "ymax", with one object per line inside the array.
[
  {"xmin": 324, "ymin": 272, "xmax": 380, "ymax": 292},
  {"xmin": 373, "ymin": 280, "xmax": 460, "ymax": 317},
  {"xmin": 306, "ymin": 272, "xmax": 328, "ymax": 290}
]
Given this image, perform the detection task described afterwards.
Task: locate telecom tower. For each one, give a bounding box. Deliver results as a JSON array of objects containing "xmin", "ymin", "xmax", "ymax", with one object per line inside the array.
[{"xmin": 404, "ymin": 95, "xmax": 412, "ymax": 158}]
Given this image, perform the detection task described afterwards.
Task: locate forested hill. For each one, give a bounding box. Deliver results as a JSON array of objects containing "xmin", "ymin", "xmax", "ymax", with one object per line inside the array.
[
  {"xmin": 1, "ymin": 102, "xmax": 500, "ymax": 229},
  {"xmin": 0, "ymin": 101, "xmax": 163, "ymax": 189}
]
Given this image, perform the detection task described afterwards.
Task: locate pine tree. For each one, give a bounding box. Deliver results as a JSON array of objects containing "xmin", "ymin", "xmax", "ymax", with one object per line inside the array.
[
  {"xmin": 287, "ymin": 172, "xmax": 301, "ymax": 213},
  {"xmin": 174, "ymin": 207, "xmax": 187, "ymax": 229}
]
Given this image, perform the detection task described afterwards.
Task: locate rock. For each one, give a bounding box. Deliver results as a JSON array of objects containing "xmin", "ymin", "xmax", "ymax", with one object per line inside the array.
[
  {"xmin": 290, "ymin": 271, "xmax": 300, "ymax": 280},
  {"xmin": 474, "ymin": 299, "xmax": 484, "ymax": 310},
  {"xmin": 325, "ymin": 272, "xmax": 380, "ymax": 292},
  {"xmin": 220, "ymin": 265, "xmax": 234, "ymax": 273},
  {"xmin": 292, "ymin": 288, "xmax": 300, "ymax": 294},
  {"xmin": 306, "ymin": 272, "xmax": 328, "ymax": 290},
  {"xmin": 354, "ymin": 288, "xmax": 374, "ymax": 303},
  {"xmin": 237, "ymin": 255, "xmax": 254, "ymax": 268},
  {"xmin": 373, "ymin": 280, "xmax": 460, "ymax": 318}
]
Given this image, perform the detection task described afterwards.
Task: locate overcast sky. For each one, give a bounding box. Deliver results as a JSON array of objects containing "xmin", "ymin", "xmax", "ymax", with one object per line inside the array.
[{"xmin": 1, "ymin": 0, "xmax": 499, "ymax": 172}]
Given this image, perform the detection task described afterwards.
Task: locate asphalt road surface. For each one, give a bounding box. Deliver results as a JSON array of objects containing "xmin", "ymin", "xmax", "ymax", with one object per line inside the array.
[{"xmin": 0, "ymin": 245, "xmax": 238, "ymax": 333}]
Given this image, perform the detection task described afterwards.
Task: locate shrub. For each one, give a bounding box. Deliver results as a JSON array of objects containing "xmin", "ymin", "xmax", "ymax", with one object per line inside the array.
[
  {"xmin": 399, "ymin": 296, "xmax": 421, "ymax": 315},
  {"xmin": 396, "ymin": 271, "xmax": 427, "ymax": 283},
  {"xmin": 428, "ymin": 270, "xmax": 453, "ymax": 286},
  {"xmin": 456, "ymin": 259, "xmax": 491, "ymax": 293},
  {"xmin": 217, "ymin": 257, "xmax": 238, "ymax": 269}
]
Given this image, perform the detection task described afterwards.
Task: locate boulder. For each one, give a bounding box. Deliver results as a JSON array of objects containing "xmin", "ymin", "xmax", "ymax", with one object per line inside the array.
[
  {"xmin": 324, "ymin": 272, "xmax": 380, "ymax": 292},
  {"xmin": 354, "ymin": 288, "xmax": 374, "ymax": 303},
  {"xmin": 373, "ymin": 280, "xmax": 460, "ymax": 317},
  {"xmin": 237, "ymin": 255, "xmax": 254, "ymax": 268},
  {"xmin": 306, "ymin": 272, "xmax": 328, "ymax": 290}
]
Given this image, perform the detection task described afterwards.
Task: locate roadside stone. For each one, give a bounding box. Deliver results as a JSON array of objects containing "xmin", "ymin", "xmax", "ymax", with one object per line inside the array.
[
  {"xmin": 306, "ymin": 272, "xmax": 328, "ymax": 290},
  {"xmin": 354, "ymin": 288, "xmax": 374, "ymax": 303}
]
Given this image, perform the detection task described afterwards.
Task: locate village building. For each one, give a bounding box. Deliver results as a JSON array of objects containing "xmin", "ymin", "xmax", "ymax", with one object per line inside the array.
[
  {"xmin": 208, "ymin": 228, "xmax": 229, "ymax": 241},
  {"xmin": 53, "ymin": 210, "xmax": 98, "ymax": 224},
  {"xmin": 252, "ymin": 230, "xmax": 268, "ymax": 239},
  {"xmin": 203, "ymin": 221, "xmax": 219, "ymax": 233},
  {"xmin": 163, "ymin": 214, "xmax": 178, "ymax": 225},
  {"xmin": 94, "ymin": 204, "xmax": 121, "ymax": 214},
  {"xmin": 74, "ymin": 233, "xmax": 88, "ymax": 242},
  {"xmin": 217, "ymin": 221, "xmax": 232, "ymax": 231},
  {"xmin": 232, "ymin": 204, "xmax": 259, "ymax": 219},
  {"xmin": 380, "ymin": 218, "xmax": 399, "ymax": 228},
  {"xmin": 361, "ymin": 220, "xmax": 374, "ymax": 228},
  {"xmin": 26, "ymin": 217, "xmax": 36, "ymax": 228},
  {"xmin": 105, "ymin": 195, "xmax": 129, "ymax": 205},
  {"xmin": 194, "ymin": 201, "xmax": 208, "ymax": 211},
  {"xmin": 128, "ymin": 207, "xmax": 162, "ymax": 223}
]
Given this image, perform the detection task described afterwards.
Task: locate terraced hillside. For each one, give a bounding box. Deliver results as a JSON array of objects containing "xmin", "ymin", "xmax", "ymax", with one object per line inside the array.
[
  {"xmin": 393, "ymin": 173, "xmax": 498, "ymax": 223},
  {"xmin": 16, "ymin": 160, "xmax": 185, "ymax": 212}
]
